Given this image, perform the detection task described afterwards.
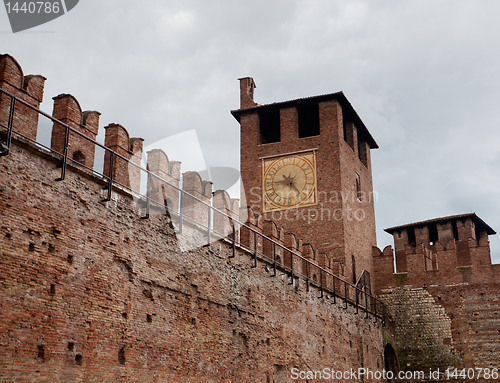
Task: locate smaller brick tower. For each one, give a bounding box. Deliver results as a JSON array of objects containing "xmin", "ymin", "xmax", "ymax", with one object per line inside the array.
[
  {"xmin": 374, "ymin": 213, "xmax": 500, "ymax": 371},
  {"xmin": 232, "ymin": 78, "xmax": 378, "ymax": 282}
]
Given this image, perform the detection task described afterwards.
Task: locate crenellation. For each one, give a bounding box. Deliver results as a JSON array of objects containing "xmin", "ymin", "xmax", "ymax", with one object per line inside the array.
[
  {"xmin": 0, "ymin": 54, "xmax": 46, "ymax": 141},
  {"xmin": 51, "ymin": 94, "xmax": 100, "ymax": 169},
  {"xmin": 103, "ymin": 123, "xmax": 144, "ymax": 191},
  {"xmin": 457, "ymin": 218, "xmax": 476, "ymax": 241},
  {"xmin": 169, "ymin": 160, "xmax": 181, "ymax": 181},
  {"xmin": 82, "ymin": 110, "xmax": 100, "ymax": 136},
  {"xmin": 181, "ymin": 171, "xmax": 212, "ymax": 228},
  {"xmin": 213, "ymin": 189, "xmax": 238, "ymax": 237},
  {"xmin": 23, "ymin": 74, "xmax": 45, "ymax": 102},
  {"xmin": 146, "ymin": 149, "xmax": 181, "ymax": 212},
  {"xmin": 437, "ymin": 221, "xmax": 454, "ymax": 243},
  {"xmin": 104, "ymin": 122, "xmax": 129, "ymax": 151},
  {"xmin": 2, "ymin": 53, "xmax": 499, "ymax": 382},
  {"xmin": 415, "ymin": 225, "xmax": 430, "ymax": 246},
  {"xmin": 0, "ymin": 53, "xmax": 24, "ymax": 88},
  {"xmin": 262, "ymin": 220, "xmax": 285, "ymax": 264}
]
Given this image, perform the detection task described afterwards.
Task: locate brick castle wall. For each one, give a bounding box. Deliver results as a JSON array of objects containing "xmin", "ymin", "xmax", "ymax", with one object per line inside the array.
[
  {"xmin": 0, "ymin": 138, "xmax": 385, "ymax": 382},
  {"xmin": 375, "ymin": 216, "xmax": 500, "ymax": 381},
  {"xmin": 0, "ymin": 54, "xmax": 387, "ymax": 382}
]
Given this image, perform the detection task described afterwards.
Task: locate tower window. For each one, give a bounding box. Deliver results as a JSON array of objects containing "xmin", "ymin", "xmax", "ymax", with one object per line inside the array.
[
  {"xmin": 407, "ymin": 228, "xmax": 416, "ymax": 247},
  {"xmin": 259, "ymin": 109, "xmax": 280, "ymax": 144},
  {"xmin": 343, "ymin": 112, "xmax": 355, "ymax": 150},
  {"xmin": 358, "ymin": 139, "xmax": 368, "ymax": 167},
  {"xmin": 355, "ymin": 173, "xmax": 362, "ymax": 201},
  {"xmin": 298, "ymin": 104, "xmax": 320, "ymax": 138},
  {"xmin": 429, "ymin": 223, "xmax": 439, "ymax": 245}
]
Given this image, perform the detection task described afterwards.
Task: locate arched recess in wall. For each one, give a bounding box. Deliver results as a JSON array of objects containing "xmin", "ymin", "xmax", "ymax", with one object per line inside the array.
[
  {"xmin": 384, "ymin": 343, "xmax": 399, "ymax": 382},
  {"xmin": 72, "ymin": 150, "xmax": 85, "ymax": 166}
]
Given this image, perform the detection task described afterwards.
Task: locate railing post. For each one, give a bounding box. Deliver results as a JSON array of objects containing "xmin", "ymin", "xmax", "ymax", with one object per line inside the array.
[
  {"xmin": 0, "ymin": 97, "xmax": 15, "ymax": 156},
  {"xmin": 306, "ymin": 261, "xmax": 310, "ymax": 292},
  {"xmin": 143, "ymin": 172, "xmax": 151, "ymax": 219},
  {"xmin": 365, "ymin": 286, "xmax": 369, "ymax": 318},
  {"xmin": 332, "ymin": 275, "xmax": 336, "ymax": 304},
  {"xmin": 251, "ymin": 231, "xmax": 257, "ymax": 268},
  {"xmin": 344, "ymin": 281, "xmax": 348, "ymax": 309},
  {"xmin": 177, "ymin": 191, "xmax": 183, "ymax": 234},
  {"xmin": 271, "ymin": 242, "xmax": 276, "ymax": 277},
  {"xmin": 103, "ymin": 151, "xmax": 114, "ymax": 201},
  {"xmin": 56, "ymin": 125, "xmax": 70, "ymax": 181},
  {"xmin": 319, "ymin": 269, "xmax": 323, "ymax": 298},
  {"xmin": 229, "ymin": 220, "xmax": 236, "ymax": 258},
  {"xmin": 206, "ymin": 206, "xmax": 211, "ymax": 246},
  {"xmin": 355, "ymin": 286, "xmax": 359, "ymax": 315}
]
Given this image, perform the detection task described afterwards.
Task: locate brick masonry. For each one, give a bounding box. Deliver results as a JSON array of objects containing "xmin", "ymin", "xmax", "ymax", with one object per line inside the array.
[
  {"xmin": 233, "ymin": 78, "xmax": 378, "ymax": 284},
  {"xmin": 1, "ymin": 53, "xmax": 499, "ymax": 382},
  {"xmin": 0, "ymin": 55, "xmax": 386, "ymax": 382},
  {"xmin": 0, "ymin": 138, "xmax": 385, "ymax": 382},
  {"xmin": 375, "ymin": 216, "xmax": 500, "ymax": 382}
]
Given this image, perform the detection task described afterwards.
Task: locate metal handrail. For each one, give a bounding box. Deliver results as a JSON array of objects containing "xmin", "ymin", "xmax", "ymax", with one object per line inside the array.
[{"xmin": 0, "ymin": 87, "xmax": 386, "ymax": 321}]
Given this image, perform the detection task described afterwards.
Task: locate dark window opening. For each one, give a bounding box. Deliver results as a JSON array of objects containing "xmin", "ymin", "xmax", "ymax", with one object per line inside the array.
[
  {"xmin": 343, "ymin": 111, "xmax": 354, "ymax": 150},
  {"xmin": 118, "ymin": 347, "xmax": 126, "ymax": 365},
  {"xmin": 475, "ymin": 225, "xmax": 482, "ymax": 242},
  {"xmin": 75, "ymin": 354, "xmax": 82, "ymax": 366},
  {"xmin": 72, "ymin": 150, "xmax": 86, "ymax": 166},
  {"xmin": 429, "ymin": 224, "xmax": 439, "ymax": 245},
  {"xmin": 452, "ymin": 220, "xmax": 460, "ymax": 241},
  {"xmin": 298, "ymin": 104, "xmax": 320, "ymax": 138},
  {"xmin": 259, "ymin": 109, "xmax": 280, "ymax": 144},
  {"xmin": 358, "ymin": 138, "xmax": 368, "ymax": 167},
  {"xmin": 407, "ymin": 228, "xmax": 416, "ymax": 247},
  {"xmin": 37, "ymin": 345, "xmax": 45, "ymax": 360},
  {"xmin": 67, "ymin": 342, "xmax": 74, "ymax": 351},
  {"xmin": 356, "ymin": 174, "xmax": 362, "ymax": 201}
]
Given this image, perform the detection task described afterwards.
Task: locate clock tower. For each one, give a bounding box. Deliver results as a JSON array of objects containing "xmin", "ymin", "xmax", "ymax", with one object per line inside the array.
[{"xmin": 232, "ymin": 77, "xmax": 378, "ymax": 282}]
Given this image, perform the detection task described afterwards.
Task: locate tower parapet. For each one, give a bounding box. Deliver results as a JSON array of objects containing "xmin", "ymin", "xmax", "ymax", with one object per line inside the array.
[{"xmin": 375, "ymin": 213, "xmax": 497, "ymax": 291}]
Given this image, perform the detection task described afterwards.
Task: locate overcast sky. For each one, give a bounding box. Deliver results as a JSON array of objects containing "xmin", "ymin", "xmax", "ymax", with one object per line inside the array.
[{"xmin": 2, "ymin": 0, "xmax": 500, "ymax": 263}]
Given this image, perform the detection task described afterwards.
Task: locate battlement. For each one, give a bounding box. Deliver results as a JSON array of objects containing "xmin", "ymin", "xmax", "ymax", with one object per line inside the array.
[
  {"xmin": 0, "ymin": 53, "xmax": 360, "ymax": 297},
  {"xmin": 374, "ymin": 213, "xmax": 498, "ymax": 292},
  {"xmin": 0, "ymin": 54, "xmax": 45, "ymax": 141}
]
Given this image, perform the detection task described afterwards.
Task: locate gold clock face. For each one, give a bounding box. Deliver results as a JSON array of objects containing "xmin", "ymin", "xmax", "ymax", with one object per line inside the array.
[{"xmin": 262, "ymin": 152, "xmax": 317, "ymax": 212}]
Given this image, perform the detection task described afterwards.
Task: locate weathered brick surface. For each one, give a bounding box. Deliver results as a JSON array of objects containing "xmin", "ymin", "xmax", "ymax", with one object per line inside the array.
[
  {"xmin": 232, "ymin": 78, "xmax": 378, "ymax": 284},
  {"xmin": 50, "ymin": 94, "xmax": 100, "ymax": 169},
  {"xmin": 0, "ymin": 139, "xmax": 385, "ymax": 382},
  {"xmin": 0, "ymin": 54, "xmax": 45, "ymax": 142},
  {"xmin": 377, "ymin": 216, "xmax": 500, "ymax": 382}
]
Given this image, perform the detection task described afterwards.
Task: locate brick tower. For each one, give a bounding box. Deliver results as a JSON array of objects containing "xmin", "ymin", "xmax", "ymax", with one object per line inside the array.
[{"xmin": 232, "ymin": 78, "xmax": 378, "ymax": 282}]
